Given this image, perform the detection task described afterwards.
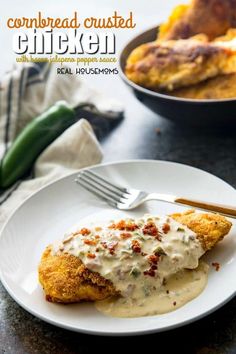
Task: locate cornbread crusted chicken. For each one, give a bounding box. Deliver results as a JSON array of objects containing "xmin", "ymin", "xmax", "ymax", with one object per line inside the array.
[
  {"xmin": 125, "ymin": 30, "xmax": 236, "ymax": 91},
  {"xmin": 167, "ymin": 30, "xmax": 236, "ymax": 99},
  {"xmin": 171, "ymin": 210, "xmax": 231, "ymax": 251},
  {"xmin": 169, "ymin": 73, "xmax": 236, "ymax": 99},
  {"xmin": 39, "ymin": 247, "xmax": 118, "ymax": 303},
  {"xmin": 38, "ymin": 210, "xmax": 232, "ymax": 304},
  {"xmin": 158, "ymin": 0, "xmax": 236, "ymax": 41}
]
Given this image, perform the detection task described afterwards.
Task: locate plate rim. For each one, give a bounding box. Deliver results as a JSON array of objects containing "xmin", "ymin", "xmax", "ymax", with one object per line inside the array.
[{"xmin": 0, "ymin": 159, "xmax": 236, "ymax": 336}]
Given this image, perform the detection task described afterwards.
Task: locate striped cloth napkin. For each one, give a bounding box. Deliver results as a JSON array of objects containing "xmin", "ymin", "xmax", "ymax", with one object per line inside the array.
[{"xmin": 0, "ymin": 62, "xmax": 123, "ymax": 226}]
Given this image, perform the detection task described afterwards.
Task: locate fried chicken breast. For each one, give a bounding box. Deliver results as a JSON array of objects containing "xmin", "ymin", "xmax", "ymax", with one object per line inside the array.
[
  {"xmin": 125, "ymin": 30, "xmax": 236, "ymax": 91},
  {"xmin": 39, "ymin": 246, "xmax": 117, "ymax": 303},
  {"xmin": 169, "ymin": 73, "xmax": 236, "ymax": 99},
  {"xmin": 38, "ymin": 211, "xmax": 232, "ymax": 304},
  {"xmin": 171, "ymin": 210, "xmax": 231, "ymax": 250},
  {"xmin": 159, "ymin": 29, "xmax": 236, "ymax": 98},
  {"xmin": 159, "ymin": 0, "xmax": 236, "ymax": 41}
]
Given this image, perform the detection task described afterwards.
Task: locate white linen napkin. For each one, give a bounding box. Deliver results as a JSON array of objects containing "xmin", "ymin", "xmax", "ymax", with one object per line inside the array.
[{"xmin": 0, "ymin": 62, "xmax": 123, "ymax": 227}]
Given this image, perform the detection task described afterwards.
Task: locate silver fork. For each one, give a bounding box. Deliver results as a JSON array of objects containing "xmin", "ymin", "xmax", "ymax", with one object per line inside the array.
[{"xmin": 75, "ymin": 170, "xmax": 236, "ymax": 219}]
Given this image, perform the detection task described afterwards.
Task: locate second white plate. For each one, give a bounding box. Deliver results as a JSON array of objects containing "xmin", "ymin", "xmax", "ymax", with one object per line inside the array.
[{"xmin": 0, "ymin": 160, "xmax": 236, "ymax": 336}]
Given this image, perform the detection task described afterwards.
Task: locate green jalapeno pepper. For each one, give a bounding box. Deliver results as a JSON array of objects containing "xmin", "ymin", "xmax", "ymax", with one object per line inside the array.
[{"xmin": 0, "ymin": 101, "xmax": 76, "ymax": 188}]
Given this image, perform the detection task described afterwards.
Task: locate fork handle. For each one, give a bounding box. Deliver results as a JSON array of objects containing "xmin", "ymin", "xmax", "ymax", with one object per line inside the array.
[
  {"xmin": 146, "ymin": 193, "xmax": 236, "ymax": 219},
  {"xmin": 174, "ymin": 197, "xmax": 236, "ymax": 219}
]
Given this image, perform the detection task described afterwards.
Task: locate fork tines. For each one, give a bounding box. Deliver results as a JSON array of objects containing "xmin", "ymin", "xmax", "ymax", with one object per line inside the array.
[{"xmin": 75, "ymin": 170, "xmax": 129, "ymax": 207}]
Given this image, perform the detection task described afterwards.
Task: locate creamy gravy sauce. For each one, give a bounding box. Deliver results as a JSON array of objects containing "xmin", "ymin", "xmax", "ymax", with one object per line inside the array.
[
  {"xmin": 53, "ymin": 214, "xmax": 207, "ymax": 317},
  {"xmin": 95, "ymin": 261, "xmax": 209, "ymax": 317}
]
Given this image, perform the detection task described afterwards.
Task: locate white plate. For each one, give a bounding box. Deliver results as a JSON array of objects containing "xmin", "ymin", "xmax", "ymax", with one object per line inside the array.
[{"xmin": 0, "ymin": 160, "xmax": 236, "ymax": 336}]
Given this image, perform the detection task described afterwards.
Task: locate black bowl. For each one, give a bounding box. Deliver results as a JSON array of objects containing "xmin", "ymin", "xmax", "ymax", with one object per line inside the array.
[{"xmin": 119, "ymin": 27, "xmax": 236, "ymax": 126}]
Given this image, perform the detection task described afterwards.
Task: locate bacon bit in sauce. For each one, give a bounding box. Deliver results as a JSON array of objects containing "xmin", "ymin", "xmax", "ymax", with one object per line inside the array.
[
  {"xmin": 95, "ymin": 227, "xmax": 102, "ymax": 232},
  {"xmin": 95, "ymin": 235, "xmax": 100, "ymax": 239},
  {"xmin": 46, "ymin": 295, "xmax": 53, "ymax": 302},
  {"xmin": 143, "ymin": 269, "xmax": 155, "ymax": 277},
  {"xmin": 101, "ymin": 241, "xmax": 107, "ymax": 249},
  {"xmin": 87, "ymin": 253, "xmax": 96, "ymax": 259},
  {"xmin": 212, "ymin": 262, "xmax": 220, "ymax": 271},
  {"xmin": 125, "ymin": 223, "xmax": 139, "ymax": 231},
  {"xmin": 109, "ymin": 220, "xmax": 139, "ymax": 231},
  {"xmin": 83, "ymin": 239, "xmax": 97, "ymax": 246},
  {"xmin": 162, "ymin": 223, "xmax": 170, "ymax": 234},
  {"xmin": 131, "ymin": 240, "xmax": 141, "ymax": 253},
  {"xmin": 173, "ymin": 301, "xmax": 177, "ymax": 306},
  {"xmin": 143, "ymin": 222, "xmax": 160, "ymax": 240},
  {"xmin": 79, "ymin": 228, "xmax": 91, "ymax": 236},
  {"xmin": 120, "ymin": 232, "xmax": 132, "ymax": 239},
  {"xmin": 108, "ymin": 241, "xmax": 118, "ymax": 255},
  {"xmin": 144, "ymin": 254, "xmax": 160, "ymax": 276},
  {"xmin": 148, "ymin": 254, "xmax": 159, "ymax": 265},
  {"xmin": 95, "ymin": 248, "xmax": 99, "ymax": 252},
  {"xmin": 108, "ymin": 223, "xmax": 116, "ymax": 229}
]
